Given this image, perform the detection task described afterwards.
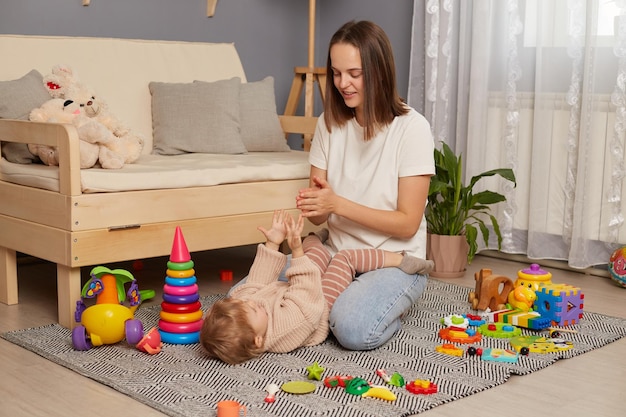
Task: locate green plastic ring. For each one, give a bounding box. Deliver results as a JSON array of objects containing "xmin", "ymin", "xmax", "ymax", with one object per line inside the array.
[{"xmin": 167, "ymin": 260, "xmax": 195, "ymax": 270}]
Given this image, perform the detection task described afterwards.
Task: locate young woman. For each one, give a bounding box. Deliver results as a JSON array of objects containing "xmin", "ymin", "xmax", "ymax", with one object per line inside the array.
[{"xmin": 296, "ymin": 20, "xmax": 435, "ymax": 350}]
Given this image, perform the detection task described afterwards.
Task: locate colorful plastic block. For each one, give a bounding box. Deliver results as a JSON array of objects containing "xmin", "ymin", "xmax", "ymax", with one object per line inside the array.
[
  {"xmin": 534, "ymin": 284, "xmax": 584, "ymax": 326},
  {"xmin": 488, "ymin": 308, "xmax": 551, "ymax": 330}
]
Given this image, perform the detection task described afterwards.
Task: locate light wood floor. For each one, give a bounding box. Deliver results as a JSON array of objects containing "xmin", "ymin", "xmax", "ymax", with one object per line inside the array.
[{"xmin": 2, "ymin": 247, "xmax": 625, "ymax": 416}]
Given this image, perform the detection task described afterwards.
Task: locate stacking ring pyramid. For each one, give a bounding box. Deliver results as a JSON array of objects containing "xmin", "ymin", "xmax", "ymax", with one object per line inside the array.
[{"xmin": 158, "ymin": 226, "xmax": 203, "ymax": 344}]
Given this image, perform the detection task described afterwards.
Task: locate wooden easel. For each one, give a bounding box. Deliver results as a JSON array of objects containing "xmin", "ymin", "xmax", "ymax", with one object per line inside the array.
[
  {"xmin": 284, "ymin": 0, "xmax": 326, "ymax": 151},
  {"xmin": 207, "ymin": 0, "xmax": 218, "ymax": 17}
]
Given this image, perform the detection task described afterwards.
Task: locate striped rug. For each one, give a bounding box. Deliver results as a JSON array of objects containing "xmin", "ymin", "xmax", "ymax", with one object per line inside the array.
[{"xmin": 3, "ymin": 279, "xmax": 626, "ymax": 417}]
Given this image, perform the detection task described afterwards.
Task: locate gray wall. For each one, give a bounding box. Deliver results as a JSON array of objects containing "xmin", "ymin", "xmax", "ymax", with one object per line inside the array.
[{"xmin": 0, "ymin": 0, "xmax": 414, "ymax": 116}]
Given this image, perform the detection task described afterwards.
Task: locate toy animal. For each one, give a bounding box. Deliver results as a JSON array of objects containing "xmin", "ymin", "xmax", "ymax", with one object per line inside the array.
[
  {"xmin": 29, "ymin": 64, "xmax": 144, "ymax": 169},
  {"xmin": 468, "ymin": 268, "xmax": 514, "ymax": 311},
  {"xmin": 28, "ymin": 98, "xmax": 101, "ymax": 168},
  {"xmin": 72, "ymin": 266, "xmax": 155, "ymax": 350}
]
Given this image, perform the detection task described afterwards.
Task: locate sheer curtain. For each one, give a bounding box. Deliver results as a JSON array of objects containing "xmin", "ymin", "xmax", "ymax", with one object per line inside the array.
[{"xmin": 408, "ymin": 0, "xmax": 626, "ymax": 269}]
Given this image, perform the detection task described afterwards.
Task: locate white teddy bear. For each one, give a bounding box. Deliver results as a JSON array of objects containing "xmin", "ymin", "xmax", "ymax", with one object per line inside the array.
[
  {"xmin": 28, "ymin": 97, "xmax": 141, "ymax": 169},
  {"xmin": 28, "ymin": 98, "xmax": 100, "ymax": 168},
  {"xmin": 31, "ymin": 64, "xmax": 144, "ymax": 169}
]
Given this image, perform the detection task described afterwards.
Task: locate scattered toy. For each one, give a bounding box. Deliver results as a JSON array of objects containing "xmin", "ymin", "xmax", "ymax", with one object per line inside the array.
[
  {"xmin": 435, "ymin": 343, "xmax": 464, "ymax": 357},
  {"xmin": 548, "ymin": 327, "xmax": 578, "ymax": 337},
  {"xmin": 481, "ymin": 347, "xmax": 519, "ymax": 363},
  {"xmin": 281, "ymin": 381, "xmax": 316, "ymax": 394},
  {"xmin": 484, "ymin": 308, "xmax": 551, "ymax": 330},
  {"xmin": 510, "ymin": 335, "xmax": 574, "ymax": 353},
  {"xmin": 406, "ymin": 379, "xmax": 438, "ymax": 395},
  {"xmin": 136, "ymin": 327, "xmax": 163, "ymax": 354},
  {"xmin": 464, "ymin": 313, "xmax": 486, "ymax": 326},
  {"xmin": 376, "ymin": 369, "xmax": 391, "ymax": 384},
  {"xmin": 439, "ymin": 326, "xmax": 482, "ymax": 343},
  {"xmin": 441, "ymin": 314, "xmax": 469, "ymax": 329},
  {"xmin": 345, "ymin": 378, "xmax": 371, "ymax": 396},
  {"xmin": 361, "ymin": 386, "xmax": 397, "ymax": 401},
  {"xmin": 72, "ymin": 266, "xmax": 155, "ymax": 351},
  {"xmin": 306, "ymin": 361, "xmax": 325, "ymax": 381},
  {"xmin": 534, "ymin": 283, "xmax": 584, "ymax": 326},
  {"xmin": 466, "ymin": 346, "xmax": 483, "ymax": 356},
  {"xmin": 468, "ymin": 268, "xmax": 514, "ymax": 311},
  {"xmin": 264, "ymin": 383, "xmax": 280, "ymax": 403},
  {"xmin": 478, "ymin": 322, "xmax": 522, "ymax": 338},
  {"xmin": 324, "ymin": 375, "xmax": 353, "ymax": 388}
]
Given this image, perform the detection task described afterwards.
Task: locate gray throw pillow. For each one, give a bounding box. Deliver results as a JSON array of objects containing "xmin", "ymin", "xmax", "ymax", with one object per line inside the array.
[
  {"xmin": 196, "ymin": 76, "xmax": 290, "ymax": 152},
  {"xmin": 0, "ymin": 69, "xmax": 50, "ymax": 120},
  {"xmin": 149, "ymin": 77, "xmax": 247, "ymax": 155},
  {"xmin": 0, "ymin": 69, "xmax": 51, "ymax": 163}
]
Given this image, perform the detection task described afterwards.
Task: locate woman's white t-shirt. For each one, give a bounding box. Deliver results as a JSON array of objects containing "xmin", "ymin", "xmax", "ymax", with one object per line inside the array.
[{"xmin": 308, "ymin": 108, "xmax": 435, "ymax": 258}]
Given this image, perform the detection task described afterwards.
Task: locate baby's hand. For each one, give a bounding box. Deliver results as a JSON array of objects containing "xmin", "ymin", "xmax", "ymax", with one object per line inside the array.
[
  {"xmin": 258, "ymin": 210, "xmax": 287, "ymax": 248},
  {"xmin": 284, "ymin": 213, "xmax": 304, "ymax": 257}
]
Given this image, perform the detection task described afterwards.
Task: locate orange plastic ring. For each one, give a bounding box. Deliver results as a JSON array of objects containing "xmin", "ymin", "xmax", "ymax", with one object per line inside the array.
[
  {"xmin": 159, "ymin": 310, "xmax": 203, "ymax": 323},
  {"xmin": 166, "ymin": 268, "xmax": 195, "ymax": 278}
]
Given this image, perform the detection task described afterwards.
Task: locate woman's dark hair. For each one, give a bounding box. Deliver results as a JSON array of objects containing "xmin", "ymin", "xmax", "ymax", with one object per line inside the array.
[{"xmin": 324, "ymin": 20, "xmax": 408, "ymax": 140}]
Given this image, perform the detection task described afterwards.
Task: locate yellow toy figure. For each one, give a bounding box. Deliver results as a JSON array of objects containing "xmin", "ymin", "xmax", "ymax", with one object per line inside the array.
[
  {"xmin": 72, "ymin": 266, "xmax": 155, "ymax": 350},
  {"xmin": 507, "ymin": 283, "xmax": 537, "ymax": 311},
  {"xmin": 507, "ymin": 263, "xmax": 552, "ymax": 312}
]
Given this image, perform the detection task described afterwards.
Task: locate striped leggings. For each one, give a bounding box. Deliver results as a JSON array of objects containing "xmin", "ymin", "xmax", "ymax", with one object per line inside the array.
[{"xmin": 302, "ymin": 234, "xmax": 387, "ymax": 311}]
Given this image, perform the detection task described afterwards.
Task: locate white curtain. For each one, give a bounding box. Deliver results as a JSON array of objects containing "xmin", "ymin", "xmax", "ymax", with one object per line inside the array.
[{"xmin": 409, "ymin": 0, "xmax": 626, "ymax": 269}]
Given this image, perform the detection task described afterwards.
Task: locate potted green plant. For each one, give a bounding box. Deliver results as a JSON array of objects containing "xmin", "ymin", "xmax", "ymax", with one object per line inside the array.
[{"xmin": 426, "ymin": 142, "xmax": 516, "ymax": 277}]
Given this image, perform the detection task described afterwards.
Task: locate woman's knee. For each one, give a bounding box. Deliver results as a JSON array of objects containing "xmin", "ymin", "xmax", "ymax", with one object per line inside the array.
[
  {"xmin": 329, "ymin": 308, "xmax": 400, "ymax": 350},
  {"xmin": 328, "ymin": 269, "xmax": 426, "ymax": 350}
]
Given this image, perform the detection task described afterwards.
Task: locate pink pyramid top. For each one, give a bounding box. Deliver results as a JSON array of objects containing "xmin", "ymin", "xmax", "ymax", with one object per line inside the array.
[{"xmin": 170, "ymin": 226, "xmax": 191, "ymax": 262}]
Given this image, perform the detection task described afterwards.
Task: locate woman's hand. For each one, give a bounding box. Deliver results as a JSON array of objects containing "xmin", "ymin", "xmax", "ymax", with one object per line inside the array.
[{"xmin": 296, "ymin": 175, "xmax": 338, "ymax": 220}]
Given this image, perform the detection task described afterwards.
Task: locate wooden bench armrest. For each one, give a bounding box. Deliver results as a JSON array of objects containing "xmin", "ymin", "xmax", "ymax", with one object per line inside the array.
[{"xmin": 0, "ymin": 119, "xmax": 82, "ymax": 196}]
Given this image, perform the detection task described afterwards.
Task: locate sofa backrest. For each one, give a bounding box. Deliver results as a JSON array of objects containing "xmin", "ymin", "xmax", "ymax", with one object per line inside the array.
[{"xmin": 0, "ymin": 35, "xmax": 247, "ymax": 153}]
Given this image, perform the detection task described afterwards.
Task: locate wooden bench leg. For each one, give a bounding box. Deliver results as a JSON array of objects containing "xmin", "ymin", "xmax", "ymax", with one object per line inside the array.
[
  {"xmin": 57, "ymin": 264, "xmax": 82, "ymax": 329},
  {"xmin": 0, "ymin": 246, "xmax": 18, "ymax": 305}
]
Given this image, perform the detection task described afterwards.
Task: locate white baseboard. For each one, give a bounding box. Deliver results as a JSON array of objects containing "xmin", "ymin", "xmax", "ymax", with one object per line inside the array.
[{"xmin": 478, "ymin": 250, "xmax": 609, "ymax": 278}]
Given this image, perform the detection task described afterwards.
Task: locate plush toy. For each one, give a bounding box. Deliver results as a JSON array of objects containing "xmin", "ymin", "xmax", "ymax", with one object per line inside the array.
[
  {"xmin": 32, "ymin": 64, "xmax": 144, "ymax": 169},
  {"xmin": 28, "ymin": 98, "xmax": 100, "ymax": 168}
]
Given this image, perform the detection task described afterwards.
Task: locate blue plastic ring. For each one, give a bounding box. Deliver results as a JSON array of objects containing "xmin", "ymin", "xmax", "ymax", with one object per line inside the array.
[
  {"xmin": 158, "ymin": 330, "xmax": 200, "ymax": 344},
  {"xmin": 164, "ymin": 276, "xmax": 197, "ymax": 287}
]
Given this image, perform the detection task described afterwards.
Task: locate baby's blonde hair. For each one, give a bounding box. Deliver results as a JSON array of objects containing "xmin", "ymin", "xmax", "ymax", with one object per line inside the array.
[{"xmin": 200, "ymin": 298, "xmax": 264, "ymax": 365}]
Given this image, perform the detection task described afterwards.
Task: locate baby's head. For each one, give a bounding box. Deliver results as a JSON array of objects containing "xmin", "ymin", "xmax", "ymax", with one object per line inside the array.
[{"xmin": 200, "ymin": 298, "xmax": 268, "ymax": 364}]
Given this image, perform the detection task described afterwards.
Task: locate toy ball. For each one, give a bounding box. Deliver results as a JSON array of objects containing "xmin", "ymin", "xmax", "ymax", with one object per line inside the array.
[{"xmin": 608, "ymin": 247, "xmax": 626, "ymax": 288}]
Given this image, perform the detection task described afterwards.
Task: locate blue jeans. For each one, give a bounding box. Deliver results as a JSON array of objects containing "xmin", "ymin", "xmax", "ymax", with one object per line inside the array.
[
  {"xmin": 229, "ymin": 254, "xmax": 428, "ymax": 351},
  {"xmin": 330, "ymin": 267, "xmax": 427, "ymax": 350}
]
